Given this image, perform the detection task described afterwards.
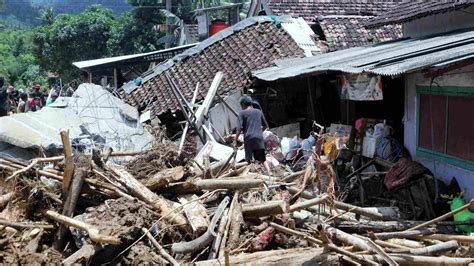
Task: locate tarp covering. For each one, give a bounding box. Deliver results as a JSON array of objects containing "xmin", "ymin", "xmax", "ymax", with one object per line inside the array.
[{"xmin": 0, "ymin": 83, "xmax": 153, "ymax": 159}]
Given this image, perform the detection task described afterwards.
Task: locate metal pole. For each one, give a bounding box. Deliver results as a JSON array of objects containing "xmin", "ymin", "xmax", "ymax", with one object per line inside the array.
[{"xmin": 165, "ymin": 0, "xmax": 172, "ymax": 48}]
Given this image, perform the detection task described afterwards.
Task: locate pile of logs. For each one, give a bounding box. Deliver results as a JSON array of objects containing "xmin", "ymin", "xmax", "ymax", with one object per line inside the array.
[{"xmin": 1, "ymin": 130, "xmax": 474, "ymax": 265}]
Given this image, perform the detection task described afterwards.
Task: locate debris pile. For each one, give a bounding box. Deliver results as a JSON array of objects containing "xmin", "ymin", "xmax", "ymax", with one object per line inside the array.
[{"xmin": 1, "ymin": 130, "xmax": 474, "ymax": 265}]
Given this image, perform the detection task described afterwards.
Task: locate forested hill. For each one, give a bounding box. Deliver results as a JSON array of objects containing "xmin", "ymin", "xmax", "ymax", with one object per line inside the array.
[
  {"xmin": 0, "ymin": 0, "xmax": 131, "ymax": 28},
  {"xmin": 30, "ymin": 0, "xmax": 131, "ymax": 15}
]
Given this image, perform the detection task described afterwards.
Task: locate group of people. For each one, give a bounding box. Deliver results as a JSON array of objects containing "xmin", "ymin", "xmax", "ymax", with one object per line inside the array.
[{"xmin": 0, "ymin": 76, "xmax": 59, "ymax": 117}]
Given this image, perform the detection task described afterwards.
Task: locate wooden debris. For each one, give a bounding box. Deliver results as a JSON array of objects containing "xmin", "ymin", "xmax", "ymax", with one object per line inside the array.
[
  {"xmin": 60, "ymin": 129, "xmax": 74, "ymax": 194},
  {"xmin": 0, "ymin": 192, "xmax": 14, "ymax": 210},
  {"xmin": 172, "ymin": 196, "xmax": 230, "ymax": 254},
  {"xmin": 45, "ymin": 210, "xmax": 120, "ymax": 245},
  {"xmin": 179, "ymin": 195, "xmax": 210, "ymax": 235},
  {"xmin": 54, "ymin": 155, "xmax": 89, "ymax": 251},
  {"xmin": 108, "ymin": 164, "xmax": 188, "ymax": 228},
  {"xmin": 142, "ymin": 228, "xmax": 179, "ymax": 266},
  {"xmin": 142, "ymin": 166, "xmax": 184, "ymax": 191},
  {"xmin": 171, "ymin": 178, "xmax": 264, "ymax": 194},
  {"xmin": 242, "ymin": 200, "xmax": 289, "ymax": 218},
  {"xmin": 410, "ymin": 240, "xmax": 458, "ymax": 255},
  {"xmin": 226, "ymin": 192, "xmax": 243, "ymax": 250}
]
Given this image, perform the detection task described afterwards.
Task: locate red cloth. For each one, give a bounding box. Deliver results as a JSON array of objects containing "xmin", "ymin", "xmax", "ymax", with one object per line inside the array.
[{"xmin": 384, "ymin": 158, "xmax": 427, "ymax": 190}]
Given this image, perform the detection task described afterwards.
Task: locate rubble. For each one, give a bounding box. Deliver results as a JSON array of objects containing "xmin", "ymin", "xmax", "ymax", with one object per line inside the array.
[{"xmin": 1, "ymin": 126, "xmax": 474, "ymax": 265}]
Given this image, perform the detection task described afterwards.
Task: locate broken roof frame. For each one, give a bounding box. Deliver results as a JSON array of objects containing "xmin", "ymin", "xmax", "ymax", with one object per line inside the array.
[{"xmin": 252, "ymin": 28, "xmax": 474, "ymax": 81}]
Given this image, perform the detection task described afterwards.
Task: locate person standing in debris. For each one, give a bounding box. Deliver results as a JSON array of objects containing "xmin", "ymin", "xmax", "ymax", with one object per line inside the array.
[{"xmin": 235, "ymin": 95, "xmax": 272, "ymax": 174}]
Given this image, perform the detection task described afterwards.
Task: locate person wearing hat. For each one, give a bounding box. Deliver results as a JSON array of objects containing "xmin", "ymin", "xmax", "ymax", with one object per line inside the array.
[{"xmin": 235, "ymin": 95, "xmax": 272, "ymax": 174}]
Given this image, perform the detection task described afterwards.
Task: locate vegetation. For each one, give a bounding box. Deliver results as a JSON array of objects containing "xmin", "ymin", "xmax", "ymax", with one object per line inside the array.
[{"xmin": 0, "ymin": 0, "xmax": 248, "ymax": 86}]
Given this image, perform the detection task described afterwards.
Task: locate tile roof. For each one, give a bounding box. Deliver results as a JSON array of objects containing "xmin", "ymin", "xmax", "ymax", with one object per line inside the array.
[
  {"xmin": 118, "ymin": 18, "xmax": 307, "ymax": 117},
  {"xmin": 318, "ymin": 16, "xmax": 402, "ymax": 51},
  {"xmin": 366, "ymin": 0, "xmax": 474, "ymax": 28},
  {"xmin": 266, "ymin": 0, "xmax": 403, "ymax": 22}
]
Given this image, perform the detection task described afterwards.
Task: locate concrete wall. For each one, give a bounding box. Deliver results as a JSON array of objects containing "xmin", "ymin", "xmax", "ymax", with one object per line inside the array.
[
  {"xmin": 404, "ymin": 6, "xmax": 474, "ymax": 38},
  {"xmin": 404, "ymin": 64, "xmax": 474, "ymax": 199}
]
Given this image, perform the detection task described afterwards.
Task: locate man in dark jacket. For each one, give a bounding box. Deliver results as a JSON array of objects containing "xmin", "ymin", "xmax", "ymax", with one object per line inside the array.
[
  {"xmin": 0, "ymin": 76, "xmax": 9, "ymax": 117},
  {"xmin": 235, "ymin": 95, "xmax": 271, "ymax": 174}
]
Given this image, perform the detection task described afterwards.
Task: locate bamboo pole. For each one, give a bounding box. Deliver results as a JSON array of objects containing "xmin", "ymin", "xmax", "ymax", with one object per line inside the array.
[
  {"xmin": 410, "ymin": 240, "xmax": 458, "ymax": 255},
  {"xmin": 60, "ymin": 129, "xmax": 74, "ymax": 194},
  {"xmin": 269, "ymin": 222, "xmax": 378, "ymax": 265},
  {"xmin": 415, "ymin": 234, "xmax": 474, "ymax": 244},
  {"xmin": 289, "ymin": 194, "xmax": 328, "ymax": 212},
  {"xmin": 142, "ymin": 227, "xmax": 179, "ymax": 266},
  {"xmin": 406, "ymin": 199, "xmax": 474, "ymax": 231},
  {"xmin": 242, "ymin": 200, "xmax": 288, "ymax": 218},
  {"xmin": 359, "ymin": 253, "xmax": 474, "ymax": 265}
]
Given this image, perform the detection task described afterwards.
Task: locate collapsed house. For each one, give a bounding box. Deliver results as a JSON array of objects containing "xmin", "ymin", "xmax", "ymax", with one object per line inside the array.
[
  {"xmin": 117, "ymin": 16, "xmax": 320, "ymax": 139},
  {"xmin": 1, "ymin": 3, "xmax": 474, "ymax": 265},
  {"xmin": 0, "ymin": 83, "xmax": 153, "ymax": 160},
  {"xmin": 252, "ymin": 1, "xmax": 474, "ymax": 201}
]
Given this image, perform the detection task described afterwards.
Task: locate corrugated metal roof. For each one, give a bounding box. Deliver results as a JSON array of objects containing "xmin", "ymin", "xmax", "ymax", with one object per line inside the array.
[
  {"xmin": 72, "ymin": 43, "xmax": 198, "ymax": 71},
  {"xmin": 253, "ymin": 29, "xmax": 474, "ymax": 81}
]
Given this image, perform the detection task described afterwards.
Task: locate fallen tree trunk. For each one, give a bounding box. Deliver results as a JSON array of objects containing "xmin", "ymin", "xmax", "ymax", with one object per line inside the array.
[
  {"xmin": 372, "ymin": 229, "xmax": 436, "ymax": 240},
  {"xmin": 227, "ymin": 194, "xmax": 243, "ymax": 250},
  {"xmin": 335, "ymin": 220, "xmax": 471, "ymax": 233},
  {"xmin": 270, "ymin": 222, "xmax": 378, "ymax": 265},
  {"xmin": 54, "ymin": 155, "xmax": 89, "ymax": 251},
  {"xmin": 142, "ymin": 166, "xmax": 184, "ymax": 192},
  {"xmin": 195, "ymin": 247, "xmax": 327, "ymax": 265},
  {"xmin": 0, "ymin": 220, "xmax": 54, "ymax": 230},
  {"xmin": 178, "ymin": 195, "xmax": 209, "ymax": 235},
  {"xmin": 359, "ymin": 253, "xmax": 474, "ymax": 265},
  {"xmin": 414, "ymin": 234, "xmax": 474, "ymax": 244},
  {"xmin": 242, "ymin": 200, "xmax": 288, "ymax": 218},
  {"xmin": 45, "ymin": 210, "xmax": 120, "ymax": 245},
  {"xmin": 289, "ymin": 194, "xmax": 328, "ymax": 212},
  {"xmin": 60, "ymin": 129, "xmax": 75, "ymax": 194},
  {"xmin": 108, "ymin": 164, "xmax": 187, "ymax": 228},
  {"xmin": 170, "ymin": 178, "xmax": 264, "ymax": 194},
  {"xmin": 286, "ymin": 186, "xmax": 395, "ymax": 221},
  {"xmin": 172, "ymin": 196, "xmax": 229, "ymax": 254},
  {"xmin": 410, "ymin": 240, "xmax": 458, "ymax": 255},
  {"xmin": 317, "ymin": 223, "xmax": 371, "ymax": 251},
  {"xmin": 0, "ymin": 192, "xmax": 14, "ymax": 210}
]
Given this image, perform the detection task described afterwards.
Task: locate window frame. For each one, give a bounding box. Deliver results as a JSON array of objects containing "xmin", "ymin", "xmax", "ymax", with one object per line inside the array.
[{"xmin": 416, "ymin": 85, "xmax": 474, "ymax": 171}]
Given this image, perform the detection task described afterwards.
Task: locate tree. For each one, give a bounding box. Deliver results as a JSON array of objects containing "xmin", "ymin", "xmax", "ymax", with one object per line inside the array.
[
  {"xmin": 109, "ymin": 1, "xmax": 166, "ymax": 55},
  {"xmin": 33, "ymin": 5, "xmax": 118, "ymax": 81},
  {"xmin": 40, "ymin": 7, "xmax": 55, "ymax": 26}
]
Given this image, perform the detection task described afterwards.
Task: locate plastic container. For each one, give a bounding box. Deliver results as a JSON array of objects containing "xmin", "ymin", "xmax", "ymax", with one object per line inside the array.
[{"xmin": 209, "ymin": 20, "xmax": 229, "ymax": 36}]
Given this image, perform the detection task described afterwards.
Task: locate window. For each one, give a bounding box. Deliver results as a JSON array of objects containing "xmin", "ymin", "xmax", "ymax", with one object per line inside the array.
[{"xmin": 417, "ymin": 86, "xmax": 474, "ymax": 170}]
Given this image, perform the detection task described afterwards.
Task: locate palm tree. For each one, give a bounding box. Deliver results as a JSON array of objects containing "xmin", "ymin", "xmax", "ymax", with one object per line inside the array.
[{"xmin": 39, "ymin": 7, "xmax": 55, "ymax": 26}]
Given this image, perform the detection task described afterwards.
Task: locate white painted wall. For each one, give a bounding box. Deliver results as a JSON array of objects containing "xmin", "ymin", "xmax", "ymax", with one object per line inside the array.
[
  {"xmin": 404, "ymin": 64, "xmax": 474, "ymax": 199},
  {"xmin": 403, "ymin": 6, "xmax": 474, "ymax": 38}
]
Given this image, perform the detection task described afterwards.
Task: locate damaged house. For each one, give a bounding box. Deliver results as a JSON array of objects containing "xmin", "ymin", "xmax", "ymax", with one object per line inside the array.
[
  {"xmin": 250, "ymin": 0, "xmax": 403, "ymax": 51},
  {"xmin": 117, "ymin": 16, "xmax": 320, "ymax": 139},
  {"xmin": 252, "ymin": 0, "xmax": 474, "ymax": 200}
]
